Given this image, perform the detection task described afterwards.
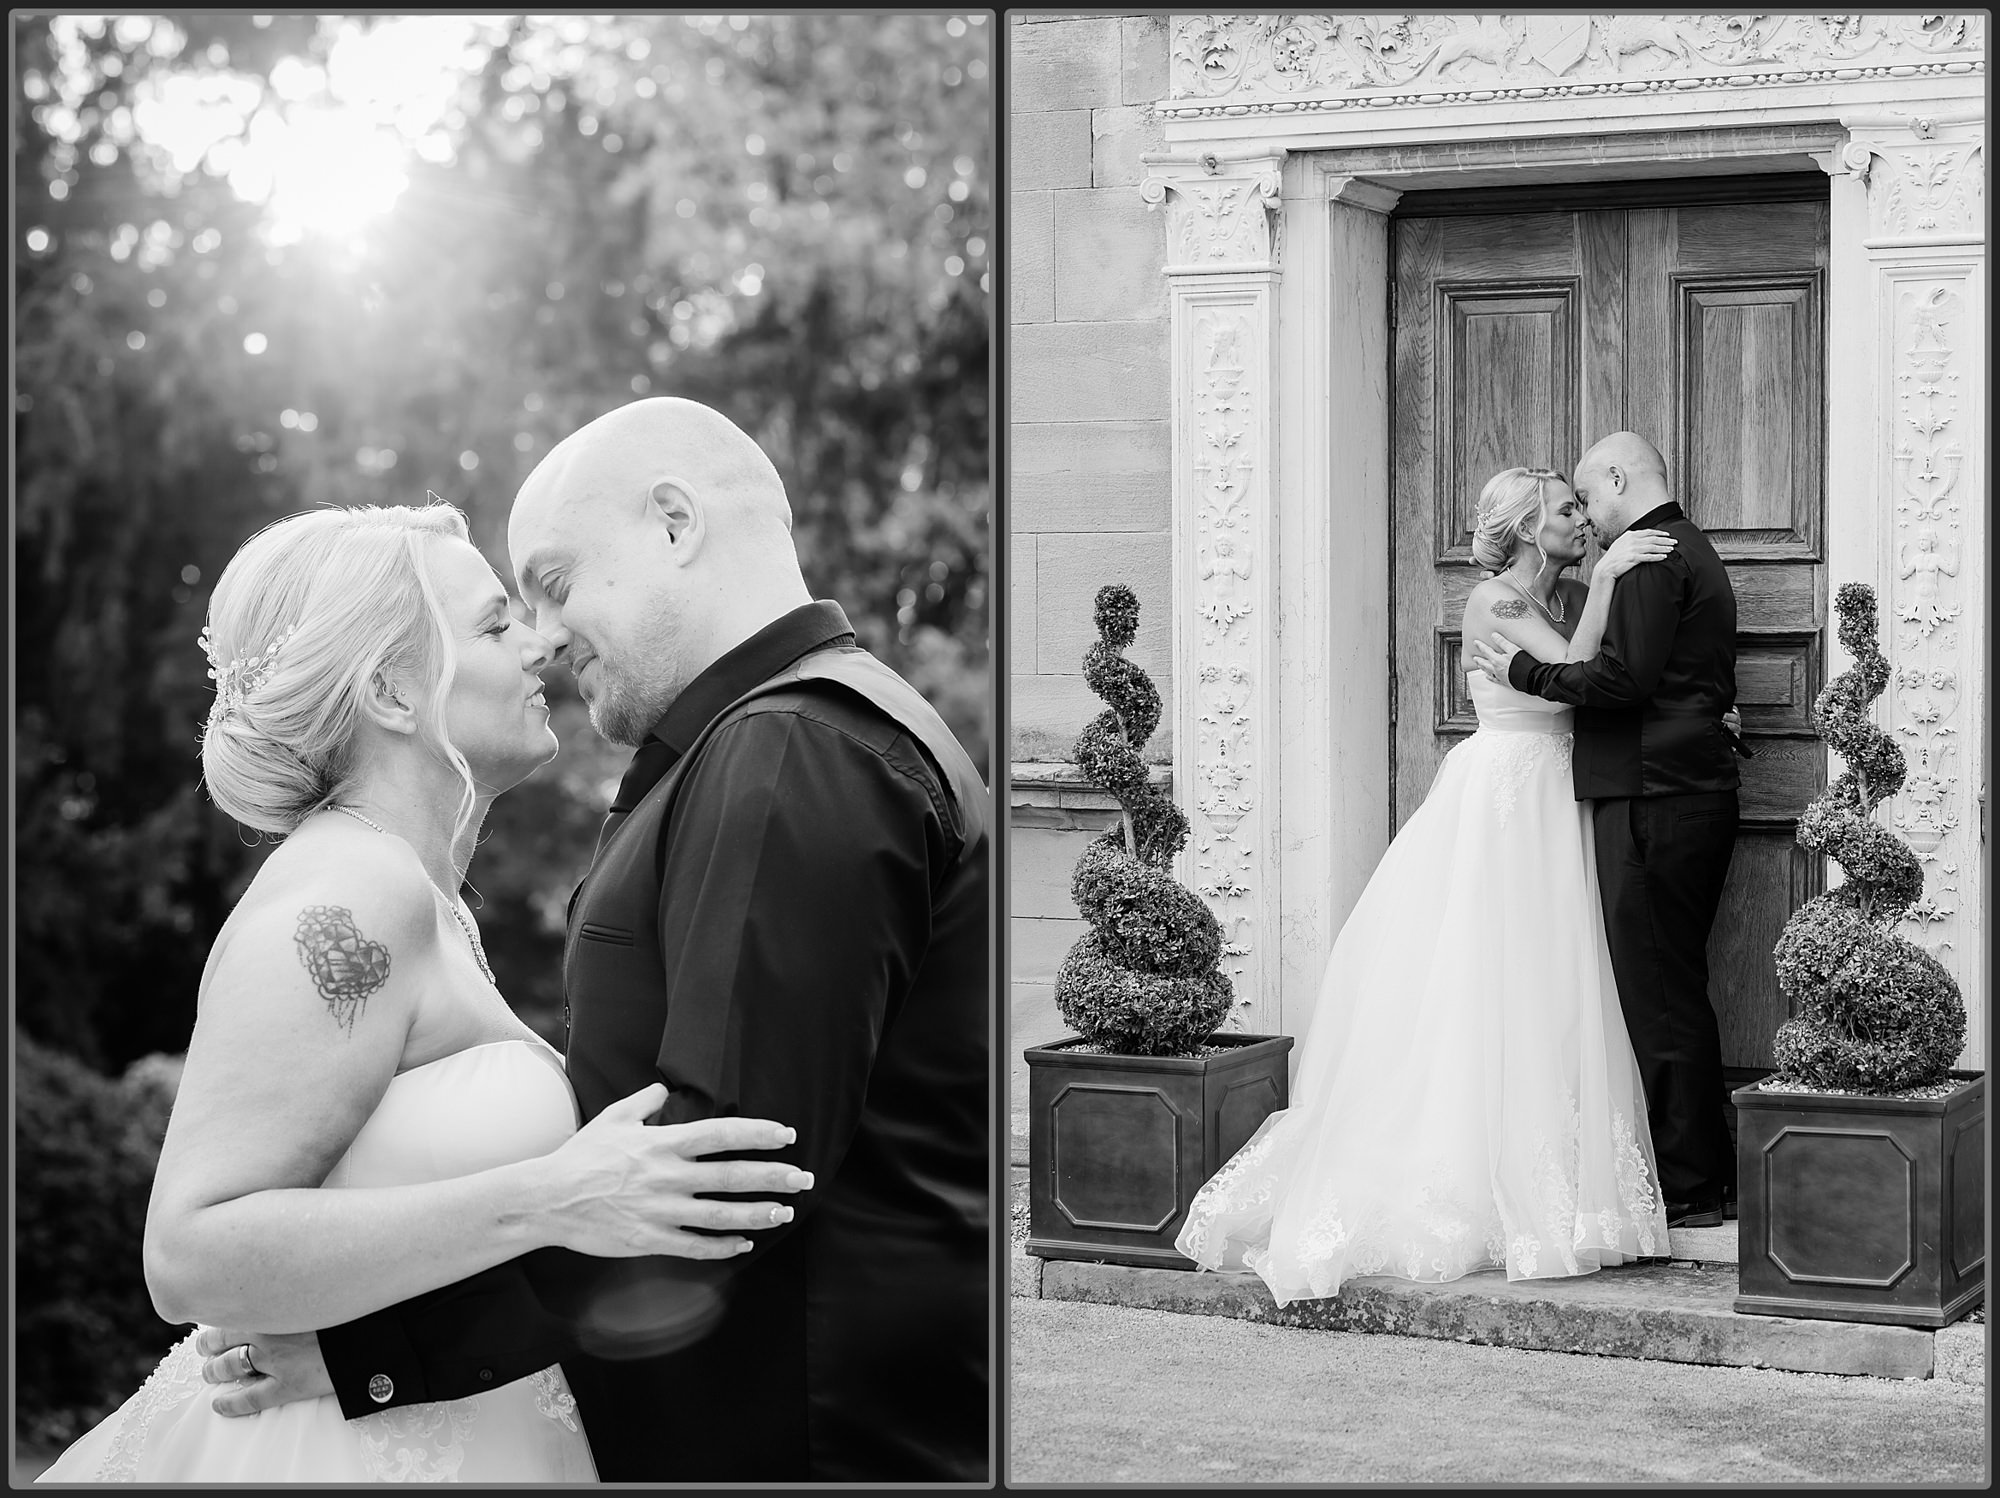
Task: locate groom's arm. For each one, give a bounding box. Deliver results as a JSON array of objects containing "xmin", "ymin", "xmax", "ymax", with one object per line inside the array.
[
  {"xmin": 1507, "ymin": 556, "xmax": 1685, "ymax": 707},
  {"xmin": 645, "ymin": 706, "xmax": 941, "ymax": 1246},
  {"xmin": 316, "ymin": 1248, "xmax": 590, "ymax": 1418}
]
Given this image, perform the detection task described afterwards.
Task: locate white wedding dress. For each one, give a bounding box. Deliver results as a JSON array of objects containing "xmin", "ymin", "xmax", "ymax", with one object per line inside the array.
[
  {"xmin": 1176, "ymin": 674, "xmax": 1669, "ymax": 1304},
  {"xmin": 37, "ymin": 1038, "xmax": 599, "ymax": 1484}
]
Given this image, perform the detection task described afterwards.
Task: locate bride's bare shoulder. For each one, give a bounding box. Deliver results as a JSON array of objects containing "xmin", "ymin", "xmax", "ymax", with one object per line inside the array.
[
  {"xmin": 1464, "ymin": 576, "xmax": 1530, "ymax": 621},
  {"xmin": 209, "ymin": 825, "xmax": 441, "ymax": 984}
]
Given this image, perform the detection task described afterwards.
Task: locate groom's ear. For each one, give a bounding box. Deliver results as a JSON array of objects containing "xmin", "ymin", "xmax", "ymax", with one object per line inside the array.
[{"xmin": 647, "ymin": 476, "xmax": 704, "ymax": 564}]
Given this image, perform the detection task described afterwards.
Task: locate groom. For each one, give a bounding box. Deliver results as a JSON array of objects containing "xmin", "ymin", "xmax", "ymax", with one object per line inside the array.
[
  {"xmin": 203, "ymin": 399, "xmax": 991, "ymax": 1481},
  {"xmin": 1472, "ymin": 431, "xmax": 1743, "ymax": 1230}
]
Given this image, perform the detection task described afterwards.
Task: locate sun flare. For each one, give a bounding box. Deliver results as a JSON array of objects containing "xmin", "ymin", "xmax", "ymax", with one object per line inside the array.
[
  {"xmin": 233, "ymin": 106, "xmax": 411, "ymax": 243},
  {"xmin": 113, "ymin": 16, "xmax": 487, "ymax": 247}
]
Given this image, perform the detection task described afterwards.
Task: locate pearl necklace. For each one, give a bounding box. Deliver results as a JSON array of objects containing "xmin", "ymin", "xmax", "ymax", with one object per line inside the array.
[
  {"xmin": 325, "ymin": 805, "xmax": 496, "ymax": 985},
  {"xmin": 1503, "ymin": 571, "xmax": 1566, "ymax": 625}
]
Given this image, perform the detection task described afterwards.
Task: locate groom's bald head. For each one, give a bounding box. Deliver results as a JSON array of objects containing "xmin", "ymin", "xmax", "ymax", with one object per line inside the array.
[
  {"xmin": 514, "ymin": 397, "xmax": 795, "ymax": 544},
  {"xmin": 507, "ymin": 398, "xmax": 811, "ymax": 744},
  {"xmin": 1573, "ymin": 430, "xmax": 1671, "ymax": 540}
]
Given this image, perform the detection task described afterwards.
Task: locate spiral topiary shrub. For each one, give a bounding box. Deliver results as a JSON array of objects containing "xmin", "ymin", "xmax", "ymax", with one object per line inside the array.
[
  {"xmin": 1053, "ymin": 585, "xmax": 1234, "ymax": 1056},
  {"xmin": 1770, "ymin": 583, "xmax": 1966, "ymax": 1093}
]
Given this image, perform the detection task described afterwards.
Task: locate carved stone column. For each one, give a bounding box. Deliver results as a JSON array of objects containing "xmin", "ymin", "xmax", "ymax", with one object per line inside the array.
[
  {"xmin": 1827, "ymin": 111, "xmax": 1986, "ymax": 1064},
  {"xmin": 1139, "ymin": 150, "xmax": 1285, "ymax": 1033},
  {"xmin": 1270, "ymin": 160, "xmax": 1400, "ymax": 1045}
]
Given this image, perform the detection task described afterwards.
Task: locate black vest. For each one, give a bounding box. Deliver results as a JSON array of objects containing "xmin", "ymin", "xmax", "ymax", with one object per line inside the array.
[{"xmin": 560, "ymin": 645, "xmax": 987, "ymax": 1121}]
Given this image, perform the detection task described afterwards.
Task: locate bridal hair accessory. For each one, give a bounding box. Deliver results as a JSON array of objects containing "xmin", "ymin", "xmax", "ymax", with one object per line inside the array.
[{"xmin": 199, "ymin": 620, "xmax": 300, "ymax": 719}]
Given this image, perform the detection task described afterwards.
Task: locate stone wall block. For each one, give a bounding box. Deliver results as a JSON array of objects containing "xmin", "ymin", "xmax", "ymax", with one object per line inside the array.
[
  {"xmin": 1013, "ymin": 914, "xmax": 1087, "ymax": 987},
  {"xmin": 1013, "ymin": 672, "xmax": 1174, "ymax": 766},
  {"xmin": 1092, "ymin": 103, "xmax": 1164, "ymax": 188},
  {"xmin": 1035, "ymin": 530, "xmax": 1172, "ymax": 680},
  {"xmin": 1011, "ymin": 320, "xmax": 1170, "ymax": 425},
  {"xmin": 1011, "ymin": 16, "xmax": 1122, "ymax": 113},
  {"xmin": 1013, "ymin": 109, "xmax": 1092, "ymax": 192},
  {"xmin": 1011, "ymin": 531, "xmax": 1038, "ymax": 683},
  {"xmin": 1010, "ymin": 823, "xmax": 1097, "ymax": 920},
  {"xmin": 1012, "ymin": 417, "xmax": 1172, "ymax": 534},
  {"xmin": 1015, "ymin": 417, "xmax": 1170, "ymax": 481},
  {"xmin": 1120, "ymin": 15, "xmax": 1170, "ymax": 104},
  {"xmin": 1054, "ymin": 188, "xmax": 1166, "ymax": 323},
  {"xmin": 1013, "ymin": 472, "xmax": 1171, "ymax": 535},
  {"xmin": 1010, "ymin": 189, "xmax": 1054, "ymax": 326}
]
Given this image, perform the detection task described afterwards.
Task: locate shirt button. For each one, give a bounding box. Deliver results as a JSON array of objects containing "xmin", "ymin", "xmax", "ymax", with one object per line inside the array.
[
  {"xmin": 479, "ymin": 1369, "xmax": 494, "ymax": 1383},
  {"xmin": 368, "ymin": 1374, "xmax": 394, "ymax": 1404}
]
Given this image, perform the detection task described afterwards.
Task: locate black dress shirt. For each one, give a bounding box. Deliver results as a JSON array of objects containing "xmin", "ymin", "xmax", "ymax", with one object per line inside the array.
[
  {"xmin": 318, "ymin": 600, "xmax": 990, "ymax": 1483},
  {"xmin": 1507, "ymin": 503, "xmax": 1742, "ymax": 799}
]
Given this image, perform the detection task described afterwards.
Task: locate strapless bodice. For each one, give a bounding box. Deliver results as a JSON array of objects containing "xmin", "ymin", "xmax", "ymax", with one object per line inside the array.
[
  {"xmin": 1468, "ymin": 672, "xmax": 1573, "ymax": 735},
  {"xmin": 322, "ymin": 1038, "xmax": 577, "ymax": 1189}
]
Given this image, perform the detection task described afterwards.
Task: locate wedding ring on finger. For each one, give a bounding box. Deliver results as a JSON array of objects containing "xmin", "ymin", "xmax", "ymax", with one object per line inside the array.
[{"xmin": 239, "ymin": 1346, "xmax": 260, "ymax": 1380}]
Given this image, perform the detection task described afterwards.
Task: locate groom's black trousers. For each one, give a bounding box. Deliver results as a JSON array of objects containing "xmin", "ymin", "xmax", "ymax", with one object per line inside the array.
[{"xmin": 1593, "ymin": 789, "xmax": 1739, "ymax": 1206}]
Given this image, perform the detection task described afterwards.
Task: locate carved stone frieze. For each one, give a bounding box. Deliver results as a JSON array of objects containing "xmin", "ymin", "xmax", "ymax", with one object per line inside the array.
[
  {"xmin": 1141, "ymin": 155, "xmax": 1284, "ymax": 271},
  {"xmin": 1886, "ymin": 282, "xmax": 1972, "ymax": 961},
  {"xmin": 1164, "ymin": 14, "xmax": 1984, "ymax": 119}
]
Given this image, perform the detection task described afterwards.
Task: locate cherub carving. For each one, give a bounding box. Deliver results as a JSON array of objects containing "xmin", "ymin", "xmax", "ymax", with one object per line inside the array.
[{"xmin": 1898, "ymin": 524, "xmax": 1960, "ymax": 636}]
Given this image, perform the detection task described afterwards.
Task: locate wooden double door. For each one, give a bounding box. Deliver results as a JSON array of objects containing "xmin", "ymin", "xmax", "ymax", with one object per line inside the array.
[{"xmin": 1389, "ymin": 182, "xmax": 1829, "ymax": 1070}]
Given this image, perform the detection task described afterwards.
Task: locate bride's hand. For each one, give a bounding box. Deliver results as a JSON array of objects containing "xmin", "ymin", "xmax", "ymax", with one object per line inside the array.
[
  {"xmin": 1593, "ymin": 527, "xmax": 1677, "ymax": 582},
  {"xmin": 539, "ymin": 1083, "xmax": 812, "ymax": 1261},
  {"xmin": 198, "ymin": 1326, "xmax": 330, "ymax": 1418}
]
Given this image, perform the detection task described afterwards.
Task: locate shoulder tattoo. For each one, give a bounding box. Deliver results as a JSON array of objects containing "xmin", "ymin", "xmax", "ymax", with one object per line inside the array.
[
  {"xmin": 1490, "ymin": 598, "xmax": 1531, "ymax": 619},
  {"xmin": 293, "ymin": 905, "xmax": 392, "ymax": 1035}
]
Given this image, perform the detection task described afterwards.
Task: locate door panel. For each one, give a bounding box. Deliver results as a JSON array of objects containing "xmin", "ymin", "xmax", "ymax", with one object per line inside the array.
[
  {"xmin": 1444, "ymin": 290, "xmax": 1573, "ymax": 558},
  {"xmin": 1390, "ymin": 189, "xmax": 1828, "ymax": 1070},
  {"xmin": 1392, "ymin": 212, "xmax": 1588, "ymax": 812}
]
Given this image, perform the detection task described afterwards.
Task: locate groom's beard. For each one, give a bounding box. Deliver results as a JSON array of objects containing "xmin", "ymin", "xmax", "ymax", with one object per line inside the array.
[{"xmin": 587, "ymin": 667, "xmax": 678, "ymax": 748}]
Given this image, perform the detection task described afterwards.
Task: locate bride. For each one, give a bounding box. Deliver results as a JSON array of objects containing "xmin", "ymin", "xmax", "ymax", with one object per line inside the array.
[
  {"xmin": 38, "ymin": 504, "xmax": 808, "ymax": 1483},
  {"xmin": 1176, "ymin": 466, "xmax": 1679, "ymax": 1304}
]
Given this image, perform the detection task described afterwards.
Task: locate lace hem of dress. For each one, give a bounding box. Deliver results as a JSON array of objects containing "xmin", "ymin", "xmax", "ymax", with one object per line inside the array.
[
  {"xmin": 1183, "ymin": 1097, "xmax": 1666, "ymax": 1299},
  {"xmin": 348, "ymin": 1365, "xmax": 579, "ymax": 1481},
  {"xmin": 98, "ymin": 1332, "xmax": 206, "ymax": 1481},
  {"xmin": 529, "ymin": 1367, "xmax": 581, "ymax": 1433},
  {"xmin": 1177, "ymin": 1117, "xmax": 1286, "ymax": 1264},
  {"xmin": 355, "ymin": 1395, "xmax": 482, "ymax": 1482}
]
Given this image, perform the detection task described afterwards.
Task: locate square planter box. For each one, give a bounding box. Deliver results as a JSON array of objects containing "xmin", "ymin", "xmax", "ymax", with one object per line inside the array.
[
  {"xmin": 1024, "ymin": 1031, "xmax": 1293, "ymax": 1269},
  {"xmin": 1733, "ymin": 1071, "xmax": 1984, "ymax": 1328}
]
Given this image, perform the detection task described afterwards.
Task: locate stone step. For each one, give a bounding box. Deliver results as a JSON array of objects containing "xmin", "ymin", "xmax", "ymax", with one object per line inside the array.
[{"xmin": 1013, "ymin": 1250, "xmax": 1962, "ymax": 1382}]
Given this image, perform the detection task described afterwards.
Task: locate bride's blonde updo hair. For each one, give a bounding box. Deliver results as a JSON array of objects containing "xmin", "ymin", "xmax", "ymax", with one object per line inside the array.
[
  {"xmin": 1470, "ymin": 466, "xmax": 1565, "ymax": 573},
  {"xmin": 198, "ymin": 503, "xmax": 479, "ymax": 838}
]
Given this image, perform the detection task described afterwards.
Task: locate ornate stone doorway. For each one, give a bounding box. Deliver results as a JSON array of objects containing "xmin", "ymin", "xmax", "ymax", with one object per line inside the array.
[
  {"xmin": 1387, "ymin": 177, "xmax": 1829, "ymax": 1069},
  {"xmin": 1138, "ymin": 16, "xmax": 1983, "ymax": 1061}
]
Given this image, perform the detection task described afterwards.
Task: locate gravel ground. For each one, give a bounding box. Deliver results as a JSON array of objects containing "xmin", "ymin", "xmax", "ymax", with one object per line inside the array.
[{"xmin": 1010, "ymin": 1298, "xmax": 1990, "ymax": 1486}]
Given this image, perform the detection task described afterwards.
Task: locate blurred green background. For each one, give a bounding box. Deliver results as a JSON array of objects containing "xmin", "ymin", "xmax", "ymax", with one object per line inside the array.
[{"xmin": 12, "ymin": 11, "xmax": 989, "ymax": 1454}]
